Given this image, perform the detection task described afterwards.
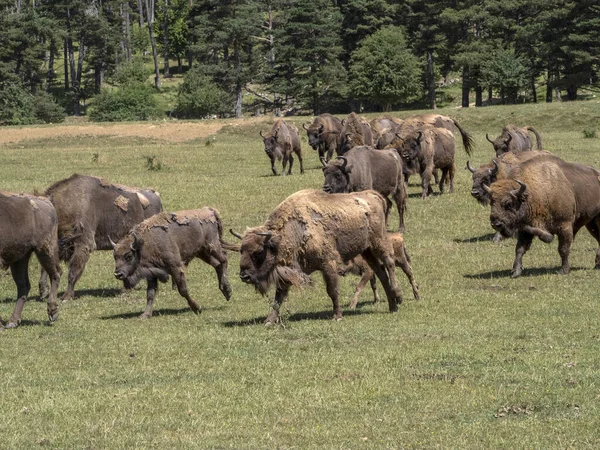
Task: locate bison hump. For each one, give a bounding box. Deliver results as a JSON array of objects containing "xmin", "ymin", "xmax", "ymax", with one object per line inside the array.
[{"xmin": 114, "ymin": 195, "xmax": 130, "ymax": 212}]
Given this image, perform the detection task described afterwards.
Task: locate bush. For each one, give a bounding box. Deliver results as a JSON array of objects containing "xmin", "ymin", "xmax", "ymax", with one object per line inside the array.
[
  {"xmin": 0, "ymin": 82, "xmax": 36, "ymax": 125},
  {"xmin": 89, "ymin": 83, "xmax": 161, "ymax": 122},
  {"xmin": 583, "ymin": 128, "xmax": 597, "ymax": 138},
  {"xmin": 112, "ymin": 57, "xmax": 151, "ymax": 86},
  {"xmin": 33, "ymin": 91, "xmax": 66, "ymax": 123},
  {"xmin": 174, "ymin": 68, "xmax": 229, "ymax": 118}
]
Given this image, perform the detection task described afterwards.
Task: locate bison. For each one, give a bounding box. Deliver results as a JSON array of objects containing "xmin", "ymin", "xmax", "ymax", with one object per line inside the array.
[
  {"xmin": 322, "ymin": 146, "xmax": 407, "ymax": 231},
  {"xmin": 39, "ymin": 174, "xmax": 163, "ymax": 301},
  {"xmin": 302, "ymin": 113, "xmax": 343, "ymax": 163},
  {"xmin": 338, "ymin": 112, "xmax": 374, "ymax": 155},
  {"xmin": 338, "ymin": 232, "xmax": 419, "ymax": 309},
  {"xmin": 396, "ymin": 114, "xmax": 474, "ymax": 156},
  {"xmin": 260, "ymin": 120, "xmax": 303, "ymax": 176},
  {"xmin": 111, "ymin": 208, "xmax": 235, "ymax": 318},
  {"xmin": 370, "ymin": 116, "xmax": 403, "ymax": 149},
  {"xmin": 486, "ymin": 125, "xmax": 542, "ymax": 157},
  {"xmin": 486, "ymin": 156, "xmax": 600, "ymax": 277},
  {"xmin": 0, "ymin": 192, "xmax": 62, "ymax": 329},
  {"xmin": 231, "ymin": 189, "xmax": 403, "ymax": 324}
]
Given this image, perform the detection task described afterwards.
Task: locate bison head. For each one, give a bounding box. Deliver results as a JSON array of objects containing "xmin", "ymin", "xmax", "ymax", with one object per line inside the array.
[
  {"xmin": 304, "ymin": 123, "xmax": 324, "ymax": 150},
  {"xmin": 487, "ymin": 132, "xmax": 512, "ymax": 157},
  {"xmin": 467, "ymin": 160, "xmax": 499, "ymax": 205},
  {"xmin": 487, "ymin": 179, "xmax": 528, "ymax": 238},
  {"xmin": 238, "ymin": 229, "xmax": 282, "ymax": 295},
  {"xmin": 398, "ymin": 131, "xmax": 422, "ymax": 168},
  {"xmin": 260, "ymin": 129, "xmax": 282, "ymax": 159},
  {"xmin": 322, "ymin": 157, "xmax": 352, "ymax": 193},
  {"xmin": 112, "ymin": 233, "xmax": 143, "ymax": 282}
]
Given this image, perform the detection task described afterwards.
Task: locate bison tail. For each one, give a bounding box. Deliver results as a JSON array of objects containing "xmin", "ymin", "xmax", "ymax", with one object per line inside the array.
[
  {"xmin": 526, "ymin": 126, "xmax": 542, "ymax": 150},
  {"xmin": 220, "ymin": 240, "xmax": 241, "ymax": 252},
  {"xmin": 452, "ymin": 119, "xmax": 474, "ymax": 156}
]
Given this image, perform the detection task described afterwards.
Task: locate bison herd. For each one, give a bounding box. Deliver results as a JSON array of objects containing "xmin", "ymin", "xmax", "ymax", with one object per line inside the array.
[{"xmin": 1, "ymin": 113, "xmax": 597, "ymax": 329}]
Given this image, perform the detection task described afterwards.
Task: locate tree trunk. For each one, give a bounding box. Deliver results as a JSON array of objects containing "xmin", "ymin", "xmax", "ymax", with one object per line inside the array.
[
  {"xmin": 461, "ymin": 66, "xmax": 470, "ymax": 107},
  {"xmin": 178, "ymin": 56, "xmax": 182, "ymax": 73},
  {"xmin": 94, "ymin": 64, "xmax": 104, "ymax": 94},
  {"xmin": 145, "ymin": 0, "xmax": 161, "ymax": 88},
  {"xmin": 63, "ymin": 38, "xmax": 69, "ymax": 90},
  {"xmin": 123, "ymin": 2, "xmax": 132, "ymax": 61},
  {"xmin": 566, "ymin": 85, "xmax": 577, "ymax": 101},
  {"xmin": 531, "ymin": 76, "xmax": 537, "ymax": 103},
  {"xmin": 475, "ymin": 86, "xmax": 482, "ymax": 107},
  {"xmin": 163, "ymin": 0, "xmax": 170, "ymax": 77},
  {"xmin": 426, "ymin": 51, "xmax": 436, "ymax": 109},
  {"xmin": 555, "ymin": 87, "xmax": 562, "ymax": 101},
  {"xmin": 46, "ymin": 38, "xmax": 56, "ymax": 92},
  {"xmin": 488, "ymin": 86, "xmax": 492, "ymax": 104},
  {"xmin": 233, "ymin": 39, "xmax": 242, "ymax": 118}
]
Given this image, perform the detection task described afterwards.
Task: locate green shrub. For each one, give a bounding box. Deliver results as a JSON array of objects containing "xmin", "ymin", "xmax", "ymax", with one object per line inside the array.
[
  {"xmin": 583, "ymin": 128, "xmax": 597, "ymax": 138},
  {"xmin": 89, "ymin": 83, "xmax": 161, "ymax": 122},
  {"xmin": 33, "ymin": 91, "xmax": 66, "ymax": 123},
  {"xmin": 0, "ymin": 82, "xmax": 37, "ymax": 125},
  {"xmin": 112, "ymin": 57, "xmax": 151, "ymax": 86},
  {"xmin": 174, "ymin": 68, "xmax": 229, "ymax": 118},
  {"xmin": 143, "ymin": 154, "xmax": 164, "ymax": 171}
]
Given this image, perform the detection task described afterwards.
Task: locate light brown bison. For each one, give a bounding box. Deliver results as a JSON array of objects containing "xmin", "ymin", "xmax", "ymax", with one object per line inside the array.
[
  {"xmin": 338, "ymin": 112, "xmax": 374, "ymax": 155},
  {"xmin": 260, "ymin": 120, "xmax": 303, "ymax": 176},
  {"xmin": 486, "ymin": 156, "xmax": 600, "ymax": 277},
  {"xmin": 486, "ymin": 125, "xmax": 542, "ymax": 157},
  {"xmin": 39, "ymin": 174, "xmax": 163, "ymax": 301},
  {"xmin": 322, "ymin": 146, "xmax": 407, "ymax": 231},
  {"xmin": 111, "ymin": 208, "xmax": 235, "ymax": 318},
  {"xmin": 0, "ymin": 192, "xmax": 62, "ymax": 329},
  {"xmin": 302, "ymin": 113, "xmax": 343, "ymax": 163},
  {"xmin": 396, "ymin": 113, "xmax": 474, "ymax": 155},
  {"xmin": 231, "ymin": 189, "xmax": 403, "ymax": 324},
  {"xmin": 371, "ymin": 116, "xmax": 403, "ymax": 149},
  {"xmin": 338, "ymin": 232, "xmax": 419, "ymax": 309}
]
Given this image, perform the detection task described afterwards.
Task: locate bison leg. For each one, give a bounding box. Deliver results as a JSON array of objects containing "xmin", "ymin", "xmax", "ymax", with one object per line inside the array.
[
  {"xmin": 420, "ymin": 169, "xmax": 433, "ymax": 199},
  {"xmin": 322, "ymin": 264, "xmax": 342, "ymax": 320},
  {"xmin": 395, "ymin": 250, "xmax": 420, "ymax": 300},
  {"xmin": 269, "ymin": 155, "xmax": 278, "ymax": 176},
  {"xmin": 296, "ymin": 149, "xmax": 304, "ymax": 174},
  {"xmin": 348, "ymin": 267, "xmax": 375, "ymax": 310},
  {"xmin": 140, "ymin": 277, "xmax": 158, "ymax": 319},
  {"xmin": 62, "ymin": 244, "xmax": 91, "ymax": 301},
  {"xmin": 384, "ymin": 197, "xmax": 393, "ymax": 229},
  {"xmin": 448, "ymin": 163, "xmax": 455, "ymax": 193},
  {"xmin": 199, "ymin": 250, "xmax": 232, "ymax": 301},
  {"xmin": 287, "ymin": 154, "xmax": 294, "ymax": 175},
  {"xmin": 171, "ymin": 266, "xmax": 202, "ymax": 314},
  {"xmin": 393, "ymin": 185, "xmax": 407, "ymax": 232},
  {"xmin": 38, "ymin": 268, "xmax": 50, "ymax": 301},
  {"xmin": 265, "ymin": 285, "xmax": 289, "ymax": 326},
  {"xmin": 35, "ymin": 248, "xmax": 62, "ymax": 323},
  {"xmin": 556, "ymin": 227, "xmax": 573, "ymax": 275},
  {"xmin": 584, "ymin": 221, "xmax": 600, "ymax": 269},
  {"xmin": 511, "ymin": 232, "xmax": 534, "ymax": 278},
  {"xmin": 7, "ymin": 256, "xmax": 32, "ymax": 328},
  {"xmin": 361, "ymin": 250, "xmax": 402, "ymax": 313}
]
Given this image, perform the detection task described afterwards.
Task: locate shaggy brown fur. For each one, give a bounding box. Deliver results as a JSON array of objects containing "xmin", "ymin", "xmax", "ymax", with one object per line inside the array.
[
  {"xmin": 396, "ymin": 114, "xmax": 474, "ymax": 156},
  {"xmin": 338, "ymin": 112, "xmax": 374, "ymax": 155},
  {"xmin": 338, "ymin": 232, "xmax": 419, "ymax": 308},
  {"xmin": 486, "ymin": 125, "xmax": 542, "ymax": 157},
  {"xmin": 235, "ymin": 189, "xmax": 403, "ymax": 324},
  {"xmin": 260, "ymin": 120, "xmax": 303, "ymax": 176},
  {"xmin": 303, "ymin": 113, "xmax": 343, "ymax": 162},
  {"xmin": 370, "ymin": 117, "xmax": 403, "ymax": 149},
  {"xmin": 0, "ymin": 192, "xmax": 62, "ymax": 329},
  {"xmin": 112, "ymin": 208, "xmax": 234, "ymax": 318},
  {"xmin": 40, "ymin": 174, "xmax": 163, "ymax": 301}
]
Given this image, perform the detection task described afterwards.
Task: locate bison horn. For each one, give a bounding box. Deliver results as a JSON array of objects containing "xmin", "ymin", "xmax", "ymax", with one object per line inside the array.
[
  {"xmin": 505, "ymin": 133, "xmax": 512, "ymax": 144},
  {"xmin": 318, "ymin": 124, "xmax": 324, "ymax": 133},
  {"xmin": 466, "ymin": 161, "xmax": 476, "ymax": 173},
  {"xmin": 109, "ymin": 236, "xmax": 117, "ymax": 250},
  {"xmin": 274, "ymin": 129, "xmax": 278, "ymax": 138},
  {"xmin": 512, "ymin": 179, "xmax": 526, "ymax": 197},
  {"xmin": 320, "ymin": 156, "xmax": 327, "ymax": 167},
  {"xmin": 483, "ymin": 184, "xmax": 492, "ymax": 194},
  {"xmin": 303, "ymin": 123, "xmax": 309, "ymax": 131},
  {"xmin": 257, "ymin": 231, "xmax": 272, "ymax": 243},
  {"xmin": 337, "ymin": 156, "xmax": 348, "ymax": 170},
  {"xmin": 259, "ymin": 130, "xmax": 265, "ymax": 138},
  {"xmin": 416, "ymin": 131, "xmax": 422, "ymax": 142},
  {"xmin": 395, "ymin": 133, "xmax": 402, "ymax": 140},
  {"xmin": 229, "ymin": 229, "xmax": 243, "ymax": 240},
  {"xmin": 341, "ymin": 119, "xmax": 346, "ymax": 126},
  {"xmin": 486, "ymin": 133, "xmax": 494, "ymax": 144},
  {"xmin": 490, "ymin": 160, "xmax": 499, "ymax": 177}
]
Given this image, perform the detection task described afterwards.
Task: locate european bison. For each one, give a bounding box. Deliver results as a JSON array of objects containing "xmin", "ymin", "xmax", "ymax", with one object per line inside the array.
[
  {"xmin": 303, "ymin": 113, "xmax": 343, "ymax": 163},
  {"xmin": 0, "ymin": 192, "xmax": 62, "ymax": 329},
  {"xmin": 486, "ymin": 156, "xmax": 600, "ymax": 277},
  {"xmin": 322, "ymin": 146, "xmax": 407, "ymax": 231},
  {"xmin": 260, "ymin": 120, "xmax": 303, "ymax": 176},
  {"xmin": 232, "ymin": 189, "xmax": 403, "ymax": 324},
  {"xmin": 39, "ymin": 174, "xmax": 163, "ymax": 301},
  {"xmin": 338, "ymin": 112, "xmax": 374, "ymax": 155},
  {"xmin": 486, "ymin": 125, "xmax": 542, "ymax": 157},
  {"xmin": 396, "ymin": 114, "xmax": 474, "ymax": 156},
  {"xmin": 371, "ymin": 116, "xmax": 403, "ymax": 149},
  {"xmin": 338, "ymin": 232, "xmax": 419, "ymax": 309},
  {"xmin": 111, "ymin": 208, "xmax": 235, "ymax": 318}
]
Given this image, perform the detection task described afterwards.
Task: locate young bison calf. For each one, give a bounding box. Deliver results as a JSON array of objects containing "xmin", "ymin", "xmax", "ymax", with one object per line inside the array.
[
  {"xmin": 111, "ymin": 208, "xmax": 235, "ymax": 318},
  {"xmin": 338, "ymin": 232, "xmax": 420, "ymax": 308}
]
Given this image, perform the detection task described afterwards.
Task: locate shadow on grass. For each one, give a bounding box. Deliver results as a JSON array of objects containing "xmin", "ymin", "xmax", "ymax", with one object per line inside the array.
[
  {"xmin": 221, "ymin": 307, "xmax": 375, "ymax": 327},
  {"xmin": 464, "ymin": 266, "xmax": 584, "ymax": 279},
  {"xmin": 100, "ymin": 305, "xmax": 227, "ymax": 320},
  {"xmin": 454, "ymin": 233, "xmax": 498, "ymax": 243},
  {"xmin": 407, "ymin": 191, "xmax": 442, "ymax": 199},
  {"xmin": 70, "ymin": 287, "xmax": 123, "ymax": 298}
]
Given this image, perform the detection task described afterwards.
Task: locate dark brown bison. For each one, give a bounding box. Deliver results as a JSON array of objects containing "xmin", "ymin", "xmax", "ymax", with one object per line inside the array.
[
  {"xmin": 396, "ymin": 113, "xmax": 474, "ymax": 155},
  {"xmin": 397, "ymin": 126, "xmax": 467, "ymax": 199},
  {"xmin": 486, "ymin": 125, "xmax": 542, "ymax": 157},
  {"xmin": 231, "ymin": 189, "xmax": 403, "ymax": 324},
  {"xmin": 338, "ymin": 232, "xmax": 419, "ymax": 309},
  {"xmin": 338, "ymin": 112, "xmax": 374, "ymax": 155},
  {"xmin": 0, "ymin": 192, "xmax": 62, "ymax": 329},
  {"xmin": 486, "ymin": 156, "xmax": 600, "ymax": 277},
  {"xmin": 39, "ymin": 174, "xmax": 163, "ymax": 301},
  {"xmin": 260, "ymin": 120, "xmax": 303, "ymax": 176},
  {"xmin": 302, "ymin": 113, "xmax": 343, "ymax": 163},
  {"xmin": 371, "ymin": 116, "xmax": 403, "ymax": 149},
  {"xmin": 322, "ymin": 146, "xmax": 407, "ymax": 231},
  {"xmin": 111, "ymin": 208, "xmax": 235, "ymax": 318}
]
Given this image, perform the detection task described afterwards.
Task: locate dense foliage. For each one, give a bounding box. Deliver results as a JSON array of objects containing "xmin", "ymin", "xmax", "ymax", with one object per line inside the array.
[{"xmin": 1, "ymin": 0, "xmax": 598, "ymax": 120}]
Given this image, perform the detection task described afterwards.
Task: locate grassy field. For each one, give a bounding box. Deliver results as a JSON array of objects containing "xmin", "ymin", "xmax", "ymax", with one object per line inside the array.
[{"xmin": 1, "ymin": 101, "xmax": 600, "ymax": 449}]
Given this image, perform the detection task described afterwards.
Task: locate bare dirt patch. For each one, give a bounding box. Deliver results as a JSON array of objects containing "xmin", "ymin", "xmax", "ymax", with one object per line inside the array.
[{"xmin": 0, "ymin": 117, "xmax": 270, "ymax": 146}]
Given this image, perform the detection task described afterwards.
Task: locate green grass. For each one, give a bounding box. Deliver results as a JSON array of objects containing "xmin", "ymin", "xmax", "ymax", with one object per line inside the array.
[{"xmin": 1, "ymin": 101, "xmax": 600, "ymax": 449}]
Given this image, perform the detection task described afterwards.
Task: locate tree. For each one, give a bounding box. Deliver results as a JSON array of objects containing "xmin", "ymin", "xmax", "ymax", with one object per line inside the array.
[
  {"xmin": 480, "ymin": 49, "xmax": 530, "ymax": 104},
  {"xmin": 349, "ymin": 26, "xmax": 422, "ymax": 110}
]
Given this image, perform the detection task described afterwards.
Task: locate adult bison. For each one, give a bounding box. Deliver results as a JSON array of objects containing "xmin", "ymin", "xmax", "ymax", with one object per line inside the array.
[
  {"xmin": 486, "ymin": 125, "xmax": 542, "ymax": 157},
  {"xmin": 39, "ymin": 174, "xmax": 163, "ymax": 301},
  {"xmin": 302, "ymin": 113, "xmax": 343, "ymax": 163},
  {"xmin": 260, "ymin": 120, "xmax": 303, "ymax": 176},
  {"xmin": 338, "ymin": 231, "xmax": 419, "ymax": 309},
  {"xmin": 111, "ymin": 208, "xmax": 235, "ymax": 318},
  {"xmin": 486, "ymin": 157, "xmax": 600, "ymax": 277},
  {"xmin": 397, "ymin": 114, "xmax": 474, "ymax": 156},
  {"xmin": 397, "ymin": 126, "xmax": 468, "ymax": 199},
  {"xmin": 371, "ymin": 116, "xmax": 403, "ymax": 149},
  {"xmin": 231, "ymin": 189, "xmax": 403, "ymax": 324},
  {"xmin": 322, "ymin": 146, "xmax": 407, "ymax": 231},
  {"xmin": 338, "ymin": 112, "xmax": 374, "ymax": 155},
  {"xmin": 0, "ymin": 192, "xmax": 62, "ymax": 329}
]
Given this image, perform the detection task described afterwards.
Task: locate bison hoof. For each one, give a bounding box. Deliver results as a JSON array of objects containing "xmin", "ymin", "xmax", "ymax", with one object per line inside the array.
[
  {"xmin": 492, "ymin": 233, "xmax": 503, "ymax": 244},
  {"xmin": 5, "ymin": 322, "xmax": 19, "ymax": 329},
  {"xmin": 139, "ymin": 313, "xmax": 152, "ymax": 319},
  {"xmin": 557, "ymin": 267, "xmax": 570, "ymax": 275},
  {"xmin": 221, "ymin": 283, "xmax": 232, "ymax": 301},
  {"xmin": 47, "ymin": 311, "xmax": 59, "ymax": 323},
  {"xmin": 510, "ymin": 269, "xmax": 522, "ymax": 278},
  {"xmin": 61, "ymin": 293, "xmax": 73, "ymax": 303}
]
